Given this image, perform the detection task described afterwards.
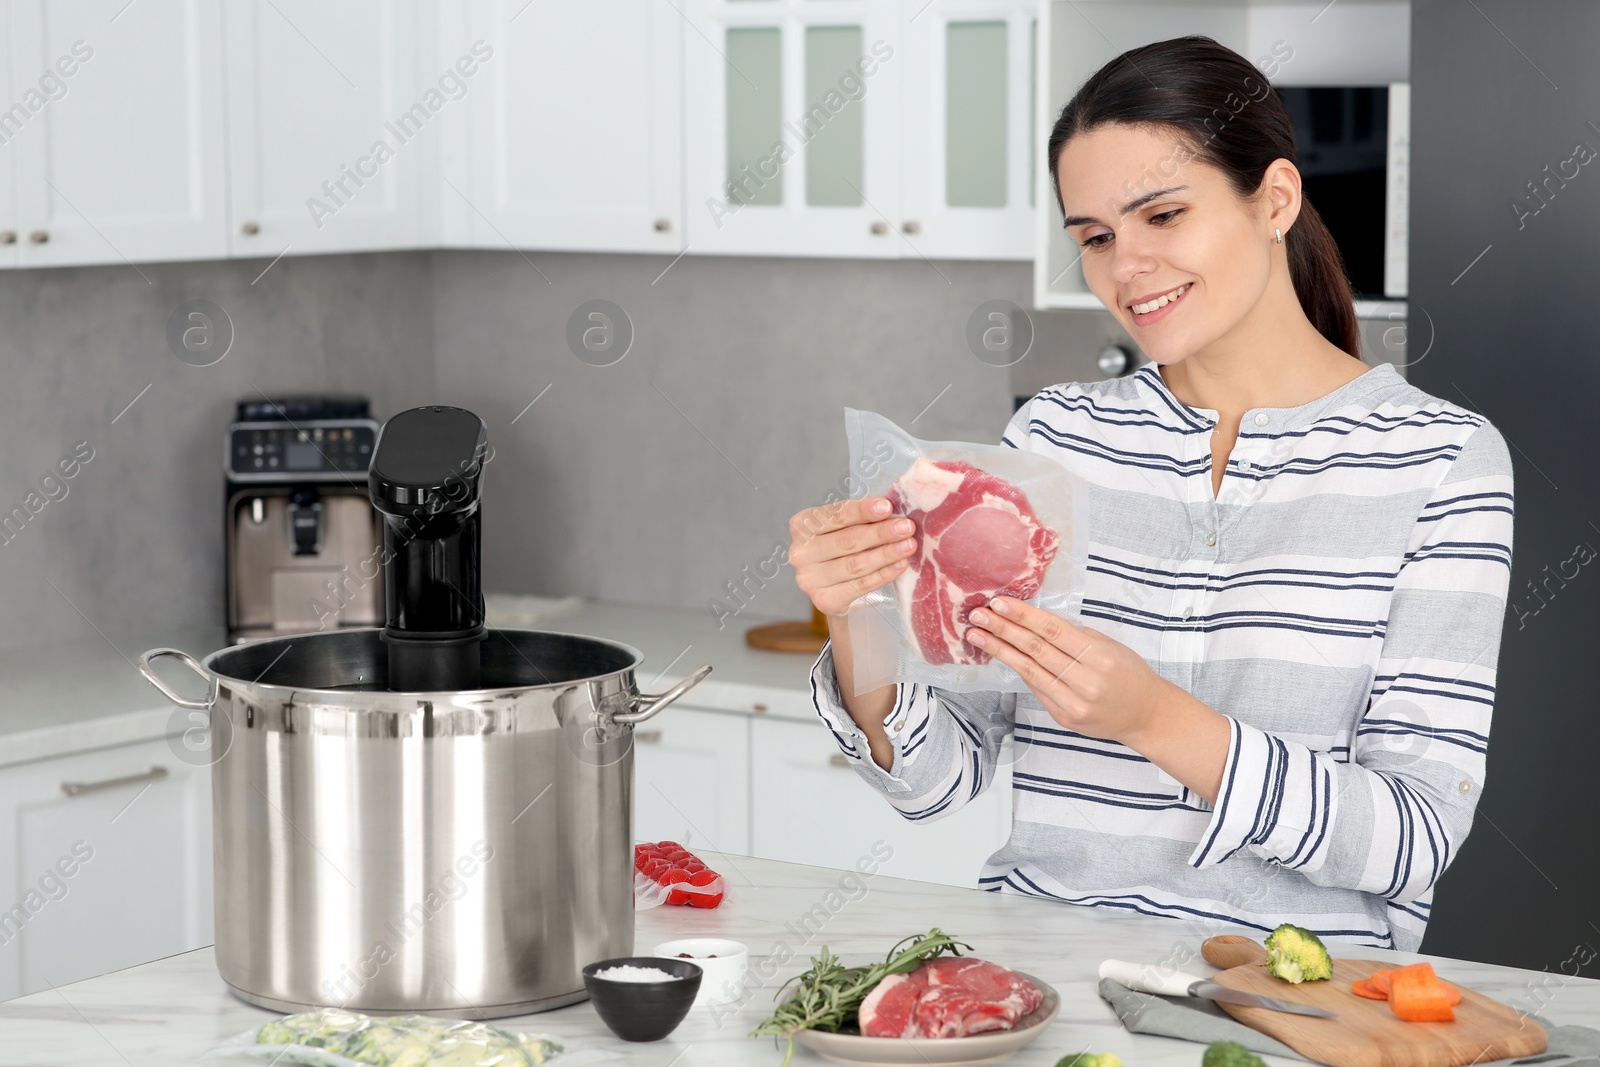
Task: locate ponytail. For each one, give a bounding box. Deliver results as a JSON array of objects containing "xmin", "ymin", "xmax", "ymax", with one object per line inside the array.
[{"xmin": 1284, "ymin": 199, "xmax": 1360, "ymax": 357}]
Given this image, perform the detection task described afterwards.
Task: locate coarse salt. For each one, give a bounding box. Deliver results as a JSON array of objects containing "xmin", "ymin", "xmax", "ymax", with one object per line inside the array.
[{"xmin": 593, "ymin": 964, "xmax": 682, "ymax": 983}]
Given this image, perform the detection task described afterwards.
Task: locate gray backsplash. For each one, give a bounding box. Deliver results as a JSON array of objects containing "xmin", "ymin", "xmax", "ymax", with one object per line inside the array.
[
  {"xmin": 430, "ymin": 250, "xmax": 1025, "ymax": 629},
  {"xmin": 0, "ymin": 248, "xmax": 1409, "ymax": 654},
  {"xmin": 0, "ymin": 252, "xmax": 435, "ymax": 653}
]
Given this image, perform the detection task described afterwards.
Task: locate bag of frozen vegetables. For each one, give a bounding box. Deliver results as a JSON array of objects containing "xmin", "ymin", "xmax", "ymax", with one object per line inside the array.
[{"xmin": 207, "ymin": 1008, "xmax": 619, "ymax": 1067}]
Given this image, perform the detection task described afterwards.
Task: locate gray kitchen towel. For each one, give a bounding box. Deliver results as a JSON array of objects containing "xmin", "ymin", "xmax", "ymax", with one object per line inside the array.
[{"xmin": 1098, "ymin": 978, "xmax": 1600, "ymax": 1066}]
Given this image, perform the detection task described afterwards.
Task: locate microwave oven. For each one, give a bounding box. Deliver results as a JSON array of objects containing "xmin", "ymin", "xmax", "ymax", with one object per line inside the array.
[{"xmin": 1275, "ymin": 83, "xmax": 1409, "ymax": 301}]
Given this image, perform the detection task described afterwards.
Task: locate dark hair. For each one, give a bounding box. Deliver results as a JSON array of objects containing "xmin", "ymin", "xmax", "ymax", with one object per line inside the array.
[{"xmin": 1046, "ymin": 35, "xmax": 1359, "ymax": 358}]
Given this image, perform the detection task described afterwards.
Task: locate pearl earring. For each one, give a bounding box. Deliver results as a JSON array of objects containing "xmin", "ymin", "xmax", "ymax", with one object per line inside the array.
[{"xmin": 1274, "ymin": 227, "xmax": 1283, "ymax": 244}]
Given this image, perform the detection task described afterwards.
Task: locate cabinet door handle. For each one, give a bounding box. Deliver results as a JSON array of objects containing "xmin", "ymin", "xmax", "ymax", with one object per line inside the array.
[
  {"xmin": 653, "ymin": 218, "xmax": 672, "ymax": 232},
  {"xmin": 870, "ymin": 221, "xmax": 889, "ymax": 235},
  {"xmin": 28, "ymin": 229, "xmax": 48, "ymax": 244},
  {"xmin": 902, "ymin": 220, "xmax": 922, "ymax": 234},
  {"xmin": 240, "ymin": 220, "xmax": 260, "ymax": 236},
  {"xmin": 828, "ymin": 753, "xmax": 851, "ymax": 768},
  {"xmin": 0, "ymin": 231, "xmax": 15, "ymax": 245},
  {"xmin": 635, "ymin": 729, "xmax": 663, "ymax": 744},
  {"xmin": 61, "ymin": 765, "xmax": 169, "ymax": 797}
]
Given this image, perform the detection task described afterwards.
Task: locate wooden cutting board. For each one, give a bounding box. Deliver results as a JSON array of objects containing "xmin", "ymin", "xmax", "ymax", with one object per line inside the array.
[
  {"xmin": 744, "ymin": 620, "xmax": 827, "ymax": 653},
  {"xmin": 1199, "ymin": 936, "xmax": 1547, "ymax": 1067}
]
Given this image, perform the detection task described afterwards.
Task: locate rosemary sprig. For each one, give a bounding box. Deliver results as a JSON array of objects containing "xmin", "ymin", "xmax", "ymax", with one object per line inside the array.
[{"xmin": 750, "ymin": 928, "xmax": 973, "ymax": 1067}]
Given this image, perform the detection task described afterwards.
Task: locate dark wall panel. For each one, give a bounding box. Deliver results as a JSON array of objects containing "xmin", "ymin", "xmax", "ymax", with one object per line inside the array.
[{"xmin": 1410, "ymin": 0, "xmax": 1600, "ymax": 973}]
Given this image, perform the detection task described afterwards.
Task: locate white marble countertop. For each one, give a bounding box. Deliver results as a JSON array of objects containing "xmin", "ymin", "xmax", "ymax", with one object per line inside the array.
[
  {"xmin": 0, "ymin": 623, "xmax": 226, "ymax": 770},
  {"xmin": 1, "ymin": 850, "xmax": 1595, "ymax": 1066},
  {"xmin": 0, "ymin": 600, "xmax": 824, "ymax": 770}
]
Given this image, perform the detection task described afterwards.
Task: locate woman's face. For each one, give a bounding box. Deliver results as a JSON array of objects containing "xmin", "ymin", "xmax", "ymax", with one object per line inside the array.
[{"xmin": 1056, "ymin": 123, "xmax": 1275, "ymax": 366}]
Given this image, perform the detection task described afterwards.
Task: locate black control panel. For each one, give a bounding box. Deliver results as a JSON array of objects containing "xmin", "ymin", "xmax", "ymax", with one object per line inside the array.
[{"xmin": 226, "ymin": 419, "xmax": 379, "ymax": 481}]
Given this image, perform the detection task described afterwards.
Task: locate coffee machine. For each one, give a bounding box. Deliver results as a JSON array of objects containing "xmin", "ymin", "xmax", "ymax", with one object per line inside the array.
[{"xmin": 224, "ymin": 396, "xmax": 384, "ymax": 642}]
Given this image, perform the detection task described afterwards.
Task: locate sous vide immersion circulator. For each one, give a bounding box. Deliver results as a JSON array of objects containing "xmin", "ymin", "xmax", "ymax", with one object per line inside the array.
[{"xmin": 367, "ymin": 405, "xmax": 490, "ymax": 691}]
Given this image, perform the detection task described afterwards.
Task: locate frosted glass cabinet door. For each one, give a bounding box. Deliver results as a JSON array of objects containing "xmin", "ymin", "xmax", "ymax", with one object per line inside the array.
[
  {"xmin": 9, "ymin": 0, "xmax": 229, "ymax": 268},
  {"xmin": 224, "ymin": 0, "xmax": 430, "ymax": 257},
  {"xmin": 684, "ymin": 0, "xmax": 901, "ymax": 257},
  {"xmin": 459, "ymin": 0, "xmax": 683, "ymax": 254},
  {"xmin": 899, "ymin": 0, "xmax": 1036, "ymax": 260}
]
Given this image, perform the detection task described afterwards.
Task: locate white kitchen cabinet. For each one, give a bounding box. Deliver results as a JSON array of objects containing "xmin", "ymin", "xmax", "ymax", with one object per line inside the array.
[
  {"xmin": 8, "ymin": 0, "xmax": 229, "ymax": 268},
  {"xmin": 0, "ymin": 736, "xmax": 213, "ymax": 1002},
  {"xmin": 0, "ymin": 0, "xmax": 1042, "ymax": 270},
  {"xmin": 0, "ymin": 7, "xmax": 16, "ymax": 268},
  {"xmin": 224, "ymin": 0, "xmax": 433, "ymax": 257},
  {"xmin": 683, "ymin": 0, "xmax": 1034, "ymax": 261},
  {"xmin": 632, "ymin": 705, "xmax": 751, "ymax": 856},
  {"xmin": 899, "ymin": 0, "xmax": 1037, "ymax": 260},
  {"xmin": 749, "ymin": 715, "xmax": 1012, "ymax": 889},
  {"xmin": 683, "ymin": 0, "xmax": 903, "ymax": 258},
  {"xmin": 455, "ymin": 0, "xmax": 683, "ymax": 254}
]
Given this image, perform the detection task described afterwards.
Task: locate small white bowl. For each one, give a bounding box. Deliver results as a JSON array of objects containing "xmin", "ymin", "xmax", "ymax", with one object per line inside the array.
[{"xmin": 653, "ymin": 938, "xmax": 748, "ymax": 1007}]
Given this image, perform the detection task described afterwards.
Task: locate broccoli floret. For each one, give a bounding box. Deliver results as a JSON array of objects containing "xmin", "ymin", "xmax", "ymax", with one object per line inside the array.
[
  {"xmin": 1264, "ymin": 923, "xmax": 1333, "ymax": 983},
  {"xmin": 1056, "ymin": 1054, "xmax": 1124, "ymax": 1067},
  {"xmin": 1202, "ymin": 1040, "xmax": 1267, "ymax": 1067}
]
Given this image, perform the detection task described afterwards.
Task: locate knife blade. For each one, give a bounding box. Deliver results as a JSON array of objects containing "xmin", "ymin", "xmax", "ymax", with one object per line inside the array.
[{"xmin": 1099, "ymin": 959, "xmax": 1337, "ymax": 1018}]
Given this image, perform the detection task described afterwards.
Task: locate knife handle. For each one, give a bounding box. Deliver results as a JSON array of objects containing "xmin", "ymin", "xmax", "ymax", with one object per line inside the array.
[{"xmin": 1099, "ymin": 959, "xmax": 1206, "ymax": 997}]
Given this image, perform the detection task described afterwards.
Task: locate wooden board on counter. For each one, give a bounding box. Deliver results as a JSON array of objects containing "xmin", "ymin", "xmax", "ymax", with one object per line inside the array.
[
  {"xmin": 745, "ymin": 621, "xmax": 827, "ymax": 654},
  {"xmin": 1200, "ymin": 936, "xmax": 1547, "ymax": 1067}
]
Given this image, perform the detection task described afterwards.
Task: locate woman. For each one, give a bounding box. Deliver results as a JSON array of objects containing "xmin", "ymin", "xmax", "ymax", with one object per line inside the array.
[{"xmin": 788, "ymin": 36, "xmax": 1514, "ymax": 952}]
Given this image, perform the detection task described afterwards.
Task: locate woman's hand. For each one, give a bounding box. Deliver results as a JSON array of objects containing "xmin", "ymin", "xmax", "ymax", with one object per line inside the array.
[
  {"xmin": 964, "ymin": 596, "xmax": 1171, "ymax": 745},
  {"xmin": 789, "ymin": 496, "xmax": 917, "ymax": 617}
]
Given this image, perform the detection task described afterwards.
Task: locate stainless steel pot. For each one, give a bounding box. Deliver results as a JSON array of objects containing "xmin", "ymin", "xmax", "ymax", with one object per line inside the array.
[{"xmin": 138, "ymin": 627, "xmax": 710, "ymax": 1017}]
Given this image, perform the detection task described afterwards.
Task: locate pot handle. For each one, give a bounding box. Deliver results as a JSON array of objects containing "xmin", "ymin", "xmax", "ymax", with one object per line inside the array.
[
  {"xmin": 612, "ymin": 663, "xmax": 713, "ymax": 725},
  {"xmin": 138, "ymin": 648, "xmax": 217, "ymax": 712}
]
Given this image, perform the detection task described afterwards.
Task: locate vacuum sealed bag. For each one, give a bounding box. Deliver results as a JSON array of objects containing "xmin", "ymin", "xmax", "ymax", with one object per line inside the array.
[
  {"xmin": 840, "ymin": 408, "xmax": 1089, "ymax": 696},
  {"xmin": 633, "ymin": 840, "xmax": 726, "ymax": 909},
  {"xmin": 208, "ymin": 1009, "xmax": 619, "ymax": 1066}
]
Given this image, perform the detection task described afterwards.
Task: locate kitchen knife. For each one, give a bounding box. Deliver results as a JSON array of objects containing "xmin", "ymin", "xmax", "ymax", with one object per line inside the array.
[{"xmin": 1099, "ymin": 959, "xmax": 1337, "ymax": 1018}]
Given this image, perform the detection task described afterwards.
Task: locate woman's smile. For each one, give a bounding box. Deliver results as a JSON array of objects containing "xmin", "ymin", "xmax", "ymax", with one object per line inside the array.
[{"xmin": 1127, "ymin": 282, "xmax": 1191, "ymax": 326}]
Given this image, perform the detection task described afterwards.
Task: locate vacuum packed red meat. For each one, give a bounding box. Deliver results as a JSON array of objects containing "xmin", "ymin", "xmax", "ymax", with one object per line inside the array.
[
  {"xmin": 858, "ymin": 957, "xmax": 1043, "ymax": 1038},
  {"xmin": 633, "ymin": 840, "xmax": 725, "ymax": 908},
  {"xmin": 887, "ymin": 459, "xmax": 1060, "ymax": 666}
]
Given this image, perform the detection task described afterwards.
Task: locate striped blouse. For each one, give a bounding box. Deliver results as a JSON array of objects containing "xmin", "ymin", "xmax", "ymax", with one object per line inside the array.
[{"xmin": 809, "ymin": 359, "xmax": 1515, "ymax": 952}]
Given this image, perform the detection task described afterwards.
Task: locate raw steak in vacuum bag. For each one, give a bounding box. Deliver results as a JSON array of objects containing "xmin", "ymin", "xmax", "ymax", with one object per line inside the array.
[
  {"xmin": 840, "ymin": 408, "xmax": 1087, "ymax": 696},
  {"xmin": 888, "ymin": 458, "xmax": 1060, "ymax": 666}
]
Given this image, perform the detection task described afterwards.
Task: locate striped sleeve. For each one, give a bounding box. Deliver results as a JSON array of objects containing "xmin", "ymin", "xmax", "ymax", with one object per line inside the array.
[
  {"xmin": 808, "ymin": 641, "xmax": 1015, "ymax": 822},
  {"xmin": 1188, "ymin": 422, "xmax": 1515, "ymax": 902},
  {"xmin": 804, "ymin": 398, "xmax": 1035, "ymax": 818}
]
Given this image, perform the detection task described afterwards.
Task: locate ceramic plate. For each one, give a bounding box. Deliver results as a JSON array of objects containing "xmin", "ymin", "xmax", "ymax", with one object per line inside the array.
[{"xmin": 789, "ymin": 971, "xmax": 1060, "ymax": 1066}]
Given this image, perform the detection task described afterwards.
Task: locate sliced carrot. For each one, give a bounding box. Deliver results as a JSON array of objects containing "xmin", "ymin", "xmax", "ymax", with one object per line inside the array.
[
  {"xmin": 1379, "ymin": 962, "xmax": 1437, "ymax": 991},
  {"xmin": 1390, "ymin": 964, "xmax": 1456, "ymax": 1022},
  {"xmin": 1351, "ymin": 977, "xmax": 1387, "ymax": 1000},
  {"xmin": 1395, "ymin": 962, "xmax": 1462, "ymax": 1005},
  {"xmin": 1355, "ymin": 963, "xmax": 1462, "ymax": 1014}
]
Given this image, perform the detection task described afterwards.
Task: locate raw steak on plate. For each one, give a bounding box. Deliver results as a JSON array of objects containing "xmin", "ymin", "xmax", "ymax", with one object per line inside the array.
[
  {"xmin": 858, "ymin": 957, "xmax": 1044, "ymax": 1039},
  {"xmin": 887, "ymin": 458, "xmax": 1060, "ymax": 666},
  {"xmin": 856, "ymin": 970, "xmax": 926, "ymax": 1040}
]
